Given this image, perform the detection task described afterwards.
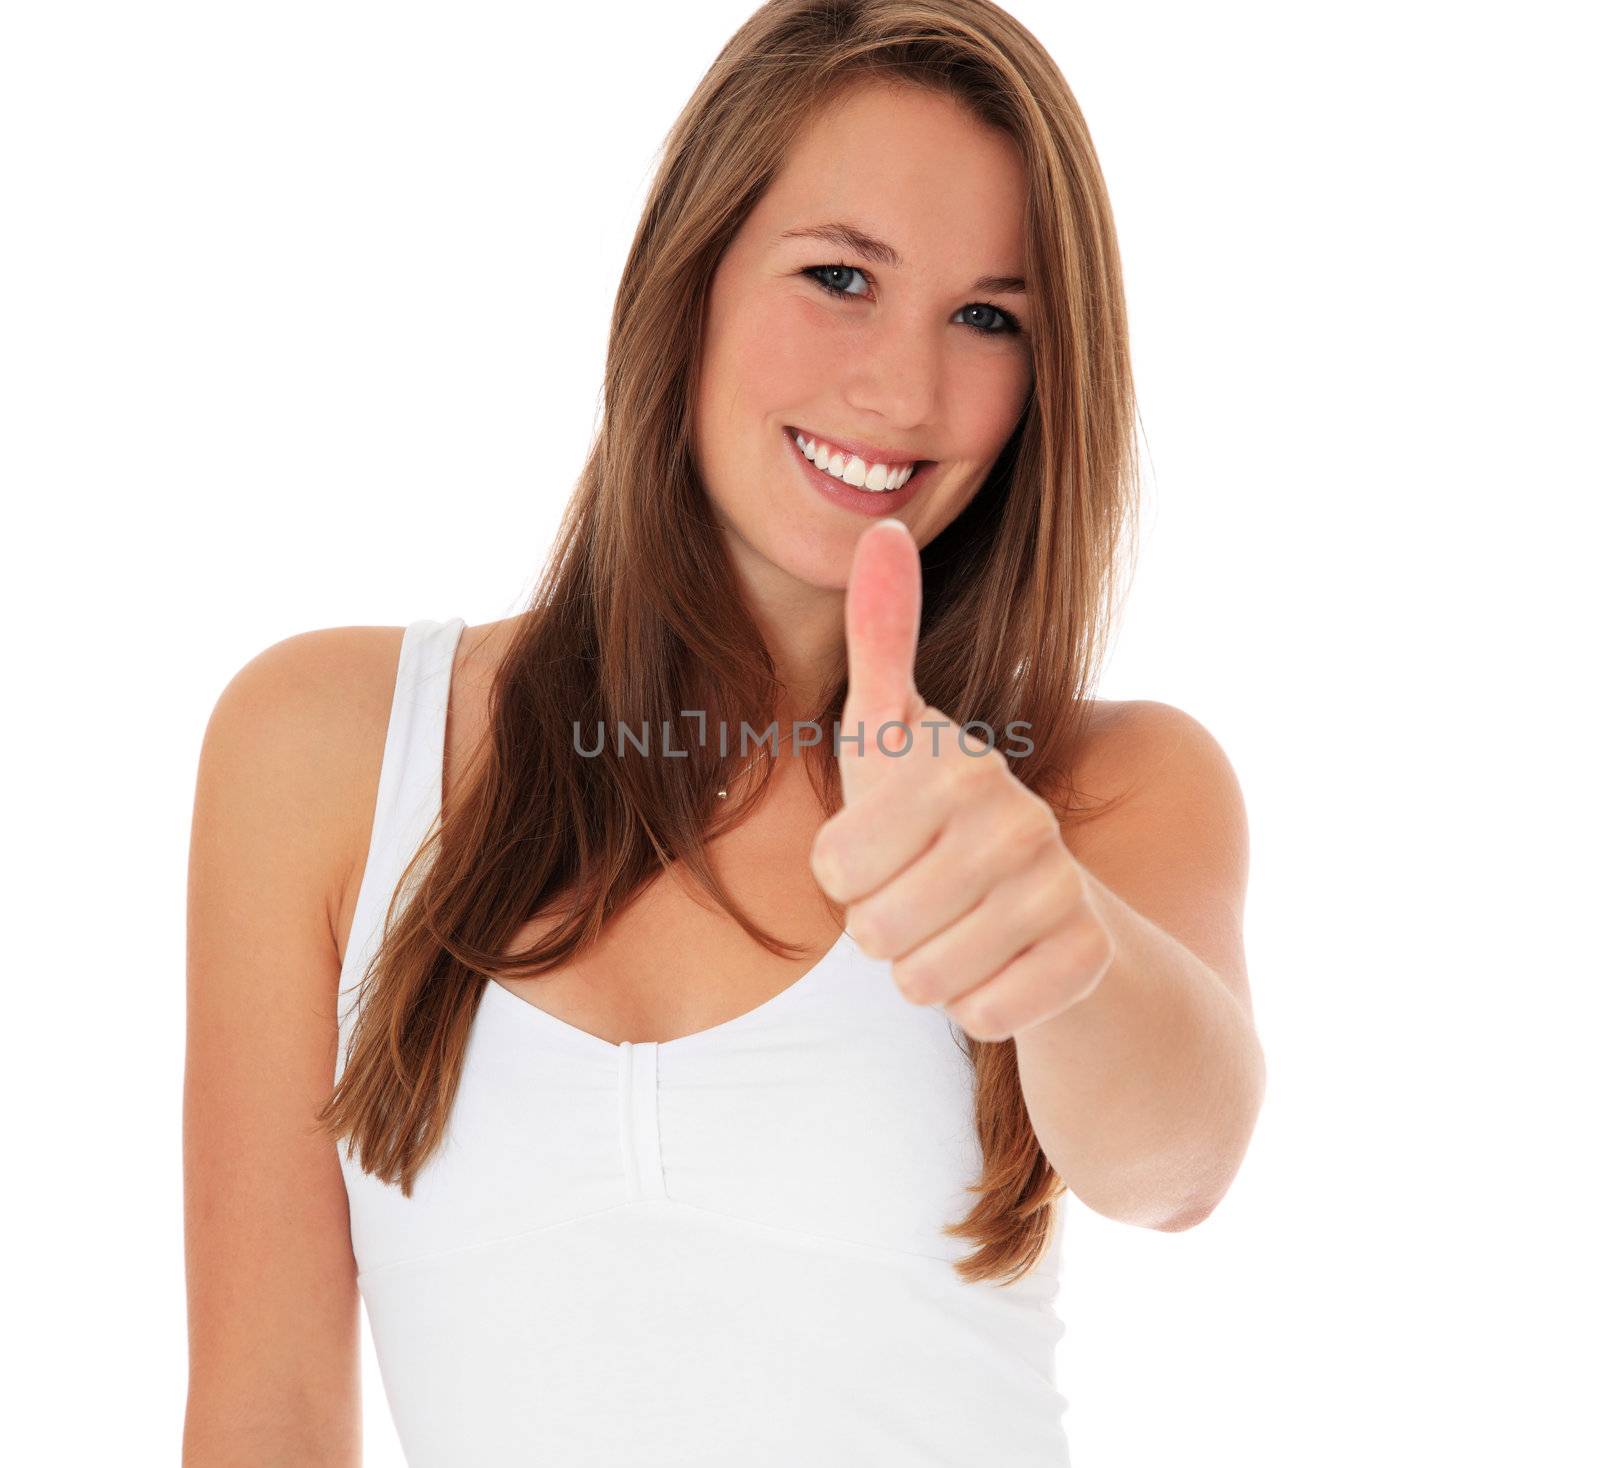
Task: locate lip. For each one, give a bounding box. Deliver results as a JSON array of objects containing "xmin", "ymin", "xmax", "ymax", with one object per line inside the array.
[
  {"xmin": 782, "ymin": 425, "xmax": 935, "ymax": 519},
  {"xmin": 788, "ymin": 423, "xmax": 926, "ymax": 471}
]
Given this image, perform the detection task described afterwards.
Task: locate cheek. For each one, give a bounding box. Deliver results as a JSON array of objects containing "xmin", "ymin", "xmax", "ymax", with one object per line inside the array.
[
  {"xmin": 725, "ymin": 294, "xmax": 837, "ymax": 408},
  {"xmin": 947, "ymin": 353, "xmax": 1032, "ymax": 457},
  {"xmin": 920, "ymin": 355, "xmax": 1031, "ymax": 526}
]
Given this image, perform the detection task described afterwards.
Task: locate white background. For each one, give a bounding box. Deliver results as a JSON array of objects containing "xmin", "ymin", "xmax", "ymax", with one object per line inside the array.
[{"xmin": 5, "ymin": 2, "xmax": 1595, "ymax": 1463}]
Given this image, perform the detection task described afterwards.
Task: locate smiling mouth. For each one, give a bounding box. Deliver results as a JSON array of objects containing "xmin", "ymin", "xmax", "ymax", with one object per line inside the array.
[{"xmin": 784, "ymin": 425, "xmax": 934, "ymax": 494}]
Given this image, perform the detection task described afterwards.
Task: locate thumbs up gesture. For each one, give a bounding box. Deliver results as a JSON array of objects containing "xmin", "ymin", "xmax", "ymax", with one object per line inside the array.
[{"xmin": 810, "ymin": 520, "xmax": 1113, "ymax": 1042}]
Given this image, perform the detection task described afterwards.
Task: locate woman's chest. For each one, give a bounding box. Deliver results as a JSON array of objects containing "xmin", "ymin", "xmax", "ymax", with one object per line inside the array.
[
  {"xmin": 345, "ymin": 936, "xmax": 986, "ymax": 1278},
  {"xmin": 492, "ymin": 878, "xmax": 846, "ymax": 1048},
  {"xmin": 492, "ymin": 775, "xmax": 848, "ymax": 1049}
]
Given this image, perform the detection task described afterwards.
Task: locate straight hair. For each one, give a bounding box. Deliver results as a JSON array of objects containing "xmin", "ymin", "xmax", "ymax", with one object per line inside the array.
[{"xmin": 320, "ymin": 0, "xmax": 1142, "ymax": 1288}]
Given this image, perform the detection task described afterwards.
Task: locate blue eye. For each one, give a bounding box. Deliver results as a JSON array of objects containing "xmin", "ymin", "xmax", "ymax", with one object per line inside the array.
[{"xmin": 801, "ymin": 264, "xmax": 1023, "ymax": 338}]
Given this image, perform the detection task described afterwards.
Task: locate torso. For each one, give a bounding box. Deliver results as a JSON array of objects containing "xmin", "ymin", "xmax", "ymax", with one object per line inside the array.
[
  {"xmin": 332, "ymin": 614, "xmax": 851, "ymax": 1048},
  {"xmin": 330, "ymin": 615, "xmax": 1124, "ymax": 1048}
]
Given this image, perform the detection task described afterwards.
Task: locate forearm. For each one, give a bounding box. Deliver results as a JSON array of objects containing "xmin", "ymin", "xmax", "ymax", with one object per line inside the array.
[{"xmin": 1012, "ymin": 864, "xmax": 1265, "ymax": 1231}]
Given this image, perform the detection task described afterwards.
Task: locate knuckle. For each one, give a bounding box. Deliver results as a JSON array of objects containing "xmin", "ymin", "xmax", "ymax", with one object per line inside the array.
[
  {"xmin": 1075, "ymin": 922, "xmax": 1113, "ymax": 972},
  {"xmin": 1019, "ymin": 794, "xmax": 1060, "ymax": 846},
  {"xmin": 851, "ymin": 907, "xmax": 888, "ymax": 957},
  {"xmin": 893, "ymin": 956, "xmax": 939, "ymax": 1005},
  {"xmin": 935, "ymin": 754, "xmax": 970, "ymax": 804},
  {"xmin": 811, "ymin": 837, "xmax": 846, "ymax": 889},
  {"xmin": 966, "ymin": 742, "xmax": 1008, "ymax": 788},
  {"xmin": 1018, "ymin": 879, "xmax": 1062, "ymax": 934},
  {"xmin": 1001, "ymin": 806, "xmax": 1045, "ymax": 850},
  {"xmin": 1044, "ymin": 919, "xmax": 1108, "ymax": 982},
  {"xmin": 955, "ymin": 997, "xmax": 1007, "ymax": 1042}
]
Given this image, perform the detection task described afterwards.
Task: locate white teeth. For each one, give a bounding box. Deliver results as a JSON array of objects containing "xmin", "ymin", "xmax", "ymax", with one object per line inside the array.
[{"xmin": 793, "ymin": 429, "xmax": 917, "ymax": 493}]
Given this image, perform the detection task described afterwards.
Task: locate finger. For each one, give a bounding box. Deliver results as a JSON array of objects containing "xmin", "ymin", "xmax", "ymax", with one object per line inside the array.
[
  {"xmin": 843, "ymin": 519, "xmax": 923, "ymax": 760},
  {"xmin": 811, "ymin": 715, "xmax": 966, "ymax": 902}
]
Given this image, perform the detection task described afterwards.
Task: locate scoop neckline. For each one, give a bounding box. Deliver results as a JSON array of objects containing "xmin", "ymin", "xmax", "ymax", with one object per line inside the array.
[{"xmin": 479, "ymin": 926, "xmax": 856, "ymax": 1056}]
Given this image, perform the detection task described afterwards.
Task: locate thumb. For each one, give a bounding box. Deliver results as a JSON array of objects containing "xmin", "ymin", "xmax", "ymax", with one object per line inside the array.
[{"xmin": 843, "ymin": 519, "xmax": 923, "ymax": 778}]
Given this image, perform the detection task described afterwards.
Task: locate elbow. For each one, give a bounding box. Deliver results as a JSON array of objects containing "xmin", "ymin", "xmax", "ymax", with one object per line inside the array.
[
  {"xmin": 1152, "ymin": 1195, "xmax": 1220, "ymax": 1232},
  {"xmin": 1158, "ymin": 1043, "xmax": 1266, "ymax": 1234}
]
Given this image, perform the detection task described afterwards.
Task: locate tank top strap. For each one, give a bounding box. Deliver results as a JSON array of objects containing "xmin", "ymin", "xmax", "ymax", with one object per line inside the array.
[{"xmin": 336, "ymin": 616, "xmax": 468, "ymax": 1057}]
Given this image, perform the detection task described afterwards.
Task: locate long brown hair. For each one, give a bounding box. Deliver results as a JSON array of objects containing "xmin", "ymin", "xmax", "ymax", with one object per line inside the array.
[{"xmin": 319, "ymin": 0, "xmax": 1141, "ymax": 1288}]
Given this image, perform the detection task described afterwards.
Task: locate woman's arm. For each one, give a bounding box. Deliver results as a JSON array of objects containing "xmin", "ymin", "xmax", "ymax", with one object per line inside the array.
[
  {"xmin": 182, "ymin": 630, "xmax": 372, "ymax": 1466},
  {"xmin": 1017, "ymin": 698, "xmax": 1264, "ymax": 1230}
]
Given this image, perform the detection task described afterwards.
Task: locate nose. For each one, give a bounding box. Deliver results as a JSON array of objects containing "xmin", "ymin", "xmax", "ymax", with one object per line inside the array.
[{"xmin": 836, "ymin": 310, "xmax": 939, "ymax": 438}]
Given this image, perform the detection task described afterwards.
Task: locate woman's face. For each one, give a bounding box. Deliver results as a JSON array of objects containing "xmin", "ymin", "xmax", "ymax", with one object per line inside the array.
[{"xmin": 694, "ymin": 81, "xmax": 1035, "ymax": 597}]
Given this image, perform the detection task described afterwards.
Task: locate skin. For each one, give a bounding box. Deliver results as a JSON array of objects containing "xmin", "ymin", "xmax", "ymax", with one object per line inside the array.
[
  {"xmin": 821, "ymin": 523, "xmax": 1265, "ymax": 1229},
  {"xmin": 695, "ymin": 79, "xmax": 1264, "ymax": 1227},
  {"xmin": 183, "ymin": 70, "xmax": 1260, "ymax": 1466},
  {"xmin": 693, "ymin": 79, "xmax": 1035, "ymax": 712}
]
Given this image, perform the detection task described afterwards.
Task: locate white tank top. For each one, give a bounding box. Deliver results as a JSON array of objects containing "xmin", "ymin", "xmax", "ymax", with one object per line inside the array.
[{"xmin": 336, "ymin": 617, "xmax": 1072, "ymax": 1466}]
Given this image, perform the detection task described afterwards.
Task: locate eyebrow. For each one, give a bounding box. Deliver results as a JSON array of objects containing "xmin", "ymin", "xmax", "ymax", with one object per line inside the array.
[{"xmin": 774, "ymin": 221, "xmax": 1027, "ymax": 296}]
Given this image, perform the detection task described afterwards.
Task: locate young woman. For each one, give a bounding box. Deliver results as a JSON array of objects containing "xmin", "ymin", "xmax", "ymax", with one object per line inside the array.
[{"xmin": 183, "ymin": 1, "xmax": 1265, "ymax": 1462}]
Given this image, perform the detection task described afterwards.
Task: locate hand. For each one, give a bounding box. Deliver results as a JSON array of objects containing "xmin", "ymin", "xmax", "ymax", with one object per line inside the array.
[{"xmin": 810, "ymin": 519, "xmax": 1113, "ymax": 1042}]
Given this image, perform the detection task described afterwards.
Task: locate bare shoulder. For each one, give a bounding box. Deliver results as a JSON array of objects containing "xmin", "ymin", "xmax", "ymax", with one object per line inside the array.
[
  {"xmin": 205, "ymin": 622, "xmax": 408, "ymax": 744},
  {"xmin": 1071, "ymin": 698, "xmax": 1246, "ymax": 815},
  {"xmin": 1055, "ymin": 698, "xmax": 1252, "ymax": 1012},
  {"xmin": 198, "ymin": 623, "xmax": 411, "ymax": 951},
  {"xmin": 183, "ymin": 620, "xmax": 411, "ymax": 1454}
]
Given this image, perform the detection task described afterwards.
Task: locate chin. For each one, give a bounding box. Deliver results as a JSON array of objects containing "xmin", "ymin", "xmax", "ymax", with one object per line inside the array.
[
  {"xmin": 723, "ymin": 512, "xmax": 853, "ymax": 593},
  {"xmin": 770, "ymin": 540, "xmax": 853, "ymax": 592}
]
